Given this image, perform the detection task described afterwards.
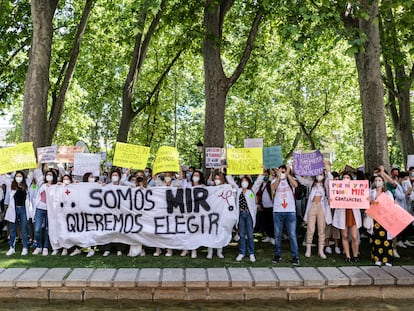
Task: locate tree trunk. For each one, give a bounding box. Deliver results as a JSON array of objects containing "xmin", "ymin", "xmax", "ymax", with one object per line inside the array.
[
  {"xmin": 22, "ymin": 0, "xmax": 58, "ymax": 150},
  {"xmin": 46, "ymin": 0, "xmax": 94, "ymax": 145},
  {"xmin": 203, "ymin": 0, "xmax": 262, "ymax": 151},
  {"xmin": 116, "ymin": 0, "xmax": 165, "ymax": 143},
  {"xmin": 354, "ymin": 0, "xmax": 389, "ymax": 173}
]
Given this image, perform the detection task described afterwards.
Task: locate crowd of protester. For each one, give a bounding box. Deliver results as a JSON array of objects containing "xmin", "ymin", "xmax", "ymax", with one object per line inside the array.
[{"xmin": 1, "ymin": 161, "xmax": 413, "ymax": 267}]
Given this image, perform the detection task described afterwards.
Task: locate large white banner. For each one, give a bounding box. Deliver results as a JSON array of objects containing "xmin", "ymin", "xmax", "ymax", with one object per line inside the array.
[{"xmin": 47, "ymin": 184, "xmax": 238, "ymax": 250}]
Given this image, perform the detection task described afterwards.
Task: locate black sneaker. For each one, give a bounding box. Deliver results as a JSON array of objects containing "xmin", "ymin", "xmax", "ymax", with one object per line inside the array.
[
  {"xmin": 345, "ymin": 257, "xmax": 351, "ymax": 263},
  {"xmin": 291, "ymin": 257, "xmax": 300, "ymax": 265},
  {"xmin": 352, "ymin": 256, "xmax": 360, "ymax": 263},
  {"xmin": 272, "ymin": 255, "xmax": 282, "ymax": 263}
]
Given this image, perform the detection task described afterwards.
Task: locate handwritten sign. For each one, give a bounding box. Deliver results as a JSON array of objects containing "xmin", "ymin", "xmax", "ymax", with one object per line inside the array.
[
  {"xmin": 366, "ymin": 192, "xmax": 414, "ymax": 237},
  {"xmin": 47, "ymin": 184, "xmax": 238, "ymax": 250},
  {"xmin": 329, "ymin": 180, "xmax": 370, "ymax": 209},
  {"xmin": 0, "ymin": 142, "xmax": 37, "ymax": 174},
  {"xmin": 37, "ymin": 145, "xmax": 58, "ymax": 163},
  {"xmin": 226, "ymin": 148, "xmax": 263, "ymax": 175},
  {"xmin": 73, "ymin": 153, "xmax": 101, "ymax": 177},
  {"xmin": 153, "ymin": 146, "xmax": 180, "ymax": 174},
  {"xmin": 293, "ymin": 150, "xmax": 325, "ymax": 176},
  {"xmin": 244, "ymin": 138, "xmax": 263, "ymax": 148},
  {"xmin": 112, "ymin": 142, "xmax": 150, "ymax": 170},
  {"xmin": 263, "ymin": 146, "xmax": 283, "ymax": 169},
  {"xmin": 56, "ymin": 146, "xmax": 84, "ymax": 163},
  {"xmin": 205, "ymin": 147, "xmax": 223, "ymax": 168}
]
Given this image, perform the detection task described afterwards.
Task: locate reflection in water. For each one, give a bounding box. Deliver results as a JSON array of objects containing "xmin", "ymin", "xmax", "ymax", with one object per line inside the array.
[{"xmin": 1, "ymin": 299, "xmax": 414, "ymax": 311}]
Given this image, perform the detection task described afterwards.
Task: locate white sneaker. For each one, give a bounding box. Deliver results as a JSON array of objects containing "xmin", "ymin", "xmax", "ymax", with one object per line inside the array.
[
  {"xmin": 32, "ymin": 247, "xmax": 41, "ymax": 255},
  {"xmin": 270, "ymin": 238, "xmax": 275, "ymax": 245},
  {"xmin": 6, "ymin": 248, "xmax": 15, "ymax": 256},
  {"xmin": 86, "ymin": 249, "xmax": 95, "ymax": 257},
  {"xmin": 385, "ymin": 262, "xmax": 393, "ymax": 267},
  {"xmin": 51, "ymin": 249, "xmax": 59, "ymax": 256},
  {"xmin": 393, "ymin": 248, "xmax": 400, "ymax": 258},
  {"xmin": 191, "ymin": 250, "xmax": 197, "ymax": 259},
  {"xmin": 233, "ymin": 233, "xmax": 240, "ymax": 242},
  {"xmin": 103, "ymin": 251, "xmax": 110, "ymax": 257},
  {"xmin": 117, "ymin": 251, "xmax": 122, "ymax": 256},
  {"xmin": 404, "ymin": 240, "xmax": 414, "ymax": 247},
  {"xmin": 397, "ymin": 241, "xmax": 407, "ymax": 248},
  {"xmin": 262, "ymin": 236, "xmax": 271, "ymax": 243},
  {"xmin": 61, "ymin": 248, "xmax": 68, "ymax": 256},
  {"xmin": 21, "ymin": 248, "xmax": 28, "ymax": 256},
  {"xmin": 140, "ymin": 250, "xmax": 146, "ymax": 257},
  {"xmin": 153, "ymin": 248, "xmax": 161, "ymax": 257},
  {"xmin": 42, "ymin": 248, "xmax": 48, "ymax": 256},
  {"xmin": 236, "ymin": 254, "xmax": 244, "ymax": 262},
  {"xmin": 165, "ymin": 249, "xmax": 173, "ymax": 257},
  {"xmin": 217, "ymin": 250, "xmax": 224, "ymax": 259},
  {"xmin": 249, "ymin": 254, "xmax": 256, "ymax": 262},
  {"xmin": 375, "ymin": 261, "xmax": 382, "ymax": 266},
  {"xmin": 334, "ymin": 247, "xmax": 341, "ymax": 254},
  {"xmin": 180, "ymin": 250, "xmax": 188, "ymax": 257},
  {"xmin": 70, "ymin": 248, "xmax": 81, "ymax": 256},
  {"xmin": 325, "ymin": 246, "xmax": 332, "ymax": 254}
]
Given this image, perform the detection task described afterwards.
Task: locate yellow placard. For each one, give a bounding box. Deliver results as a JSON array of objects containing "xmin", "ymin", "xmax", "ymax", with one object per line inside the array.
[
  {"xmin": 226, "ymin": 148, "xmax": 263, "ymax": 175},
  {"xmin": 152, "ymin": 146, "xmax": 180, "ymax": 175},
  {"xmin": 112, "ymin": 142, "xmax": 150, "ymax": 170},
  {"xmin": 0, "ymin": 142, "xmax": 37, "ymax": 174}
]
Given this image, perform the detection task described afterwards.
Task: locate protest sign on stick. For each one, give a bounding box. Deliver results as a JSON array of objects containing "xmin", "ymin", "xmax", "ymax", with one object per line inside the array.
[
  {"xmin": 205, "ymin": 147, "xmax": 223, "ymax": 168},
  {"xmin": 73, "ymin": 153, "xmax": 101, "ymax": 177},
  {"xmin": 56, "ymin": 146, "xmax": 84, "ymax": 163},
  {"xmin": 37, "ymin": 145, "xmax": 58, "ymax": 163}
]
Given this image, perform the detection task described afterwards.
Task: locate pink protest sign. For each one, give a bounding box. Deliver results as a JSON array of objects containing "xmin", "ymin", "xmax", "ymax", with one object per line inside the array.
[
  {"xmin": 329, "ymin": 180, "xmax": 370, "ymax": 209},
  {"xmin": 366, "ymin": 192, "xmax": 414, "ymax": 237}
]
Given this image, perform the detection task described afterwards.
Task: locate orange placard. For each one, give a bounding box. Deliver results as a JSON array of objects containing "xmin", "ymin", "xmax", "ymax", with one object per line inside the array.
[{"xmin": 366, "ymin": 192, "xmax": 414, "ymax": 237}]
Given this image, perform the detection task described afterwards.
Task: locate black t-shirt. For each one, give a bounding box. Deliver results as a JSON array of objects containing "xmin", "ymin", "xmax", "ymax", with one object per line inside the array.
[{"xmin": 14, "ymin": 188, "xmax": 27, "ymax": 207}]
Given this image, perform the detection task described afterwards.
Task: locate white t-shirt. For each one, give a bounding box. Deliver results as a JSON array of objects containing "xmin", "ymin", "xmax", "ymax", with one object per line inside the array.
[{"xmin": 273, "ymin": 179, "xmax": 296, "ymax": 213}]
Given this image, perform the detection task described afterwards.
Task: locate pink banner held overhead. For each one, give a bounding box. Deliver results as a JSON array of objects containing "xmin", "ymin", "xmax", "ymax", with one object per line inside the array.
[
  {"xmin": 329, "ymin": 180, "xmax": 370, "ymax": 209},
  {"xmin": 366, "ymin": 192, "xmax": 414, "ymax": 237}
]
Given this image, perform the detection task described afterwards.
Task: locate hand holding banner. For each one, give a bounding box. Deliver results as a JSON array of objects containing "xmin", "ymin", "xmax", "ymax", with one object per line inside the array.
[
  {"xmin": 113, "ymin": 142, "xmax": 150, "ymax": 170},
  {"xmin": 226, "ymin": 148, "xmax": 263, "ymax": 175},
  {"xmin": 366, "ymin": 192, "xmax": 414, "ymax": 237},
  {"xmin": 153, "ymin": 146, "xmax": 180, "ymax": 174},
  {"xmin": 0, "ymin": 142, "xmax": 37, "ymax": 174}
]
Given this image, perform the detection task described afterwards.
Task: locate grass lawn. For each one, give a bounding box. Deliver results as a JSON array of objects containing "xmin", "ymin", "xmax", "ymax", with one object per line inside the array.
[{"xmin": 1, "ymin": 230, "xmax": 414, "ymax": 269}]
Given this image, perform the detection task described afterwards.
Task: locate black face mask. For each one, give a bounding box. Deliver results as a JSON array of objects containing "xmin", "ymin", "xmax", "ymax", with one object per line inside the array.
[{"xmin": 137, "ymin": 177, "xmax": 144, "ymax": 183}]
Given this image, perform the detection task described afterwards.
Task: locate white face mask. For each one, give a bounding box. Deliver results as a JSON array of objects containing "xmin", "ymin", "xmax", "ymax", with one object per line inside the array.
[
  {"xmin": 375, "ymin": 180, "xmax": 383, "ymax": 188},
  {"xmin": 111, "ymin": 176, "xmax": 119, "ymax": 183},
  {"xmin": 46, "ymin": 175, "xmax": 53, "ymax": 182},
  {"xmin": 144, "ymin": 171, "xmax": 150, "ymax": 177},
  {"xmin": 342, "ymin": 177, "xmax": 351, "ymax": 181},
  {"xmin": 280, "ymin": 173, "xmax": 286, "ymax": 180},
  {"xmin": 15, "ymin": 176, "xmax": 23, "ymax": 183},
  {"xmin": 88, "ymin": 177, "xmax": 95, "ymax": 183},
  {"xmin": 241, "ymin": 181, "xmax": 249, "ymax": 189},
  {"xmin": 164, "ymin": 176, "xmax": 172, "ymax": 183},
  {"xmin": 214, "ymin": 179, "xmax": 222, "ymax": 186},
  {"xmin": 63, "ymin": 179, "xmax": 71, "ymax": 185},
  {"xmin": 316, "ymin": 175, "xmax": 324, "ymax": 182},
  {"xmin": 192, "ymin": 176, "xmax": 200, "ymax": 183}
]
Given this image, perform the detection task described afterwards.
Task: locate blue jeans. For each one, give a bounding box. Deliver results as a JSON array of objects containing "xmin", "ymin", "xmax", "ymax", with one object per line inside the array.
[
  {"xmin": 273, "ymin": 212, "xmax": 299, "ymax": 258},
  {"xmin": 238, "ymin": 210, "xmax": 254, "ymax": 255},
  {"xmin": 34, "ymin": 209, "xmax": 49, "ymax": 249},
  {"xmin": 10, "ymin": 206, "xmax": 28, "ymax": 249}
]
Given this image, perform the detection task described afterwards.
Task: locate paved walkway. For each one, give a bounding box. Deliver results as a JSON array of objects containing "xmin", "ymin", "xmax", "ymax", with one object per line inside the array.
[{"xmin": 1, "ymin": 266, "xmax": 414, "ymax": 301}]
